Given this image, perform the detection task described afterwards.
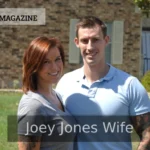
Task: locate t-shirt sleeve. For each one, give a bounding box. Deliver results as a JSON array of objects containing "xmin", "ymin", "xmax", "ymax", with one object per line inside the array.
[
  {"xmin": 18, "ymin": 100, "xmax": 45, "ymax": 136},
  {"xmin": 128, "ymin": 77, "xmax": 150, "ymax": 116}
]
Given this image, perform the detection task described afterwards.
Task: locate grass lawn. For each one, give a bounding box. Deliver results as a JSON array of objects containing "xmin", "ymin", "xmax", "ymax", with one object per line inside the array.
[
  {"xmin": 0, "ymin": 92, "xmax": 140, "ymax": 150},
  {"xmin": 0, "ymin": 92, "xmax": 22, "ymax": 150}
]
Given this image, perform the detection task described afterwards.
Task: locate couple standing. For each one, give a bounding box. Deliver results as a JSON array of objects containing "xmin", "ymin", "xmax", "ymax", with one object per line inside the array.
[{"xmin": 17, "ymin": 16, "xmax": 150, "ymax": 150}]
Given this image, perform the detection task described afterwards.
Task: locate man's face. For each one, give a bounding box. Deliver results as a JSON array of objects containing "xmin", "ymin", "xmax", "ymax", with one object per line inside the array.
[{"xmin": 74, "ymin": 24, "xmax": 109, "ymax": 67}]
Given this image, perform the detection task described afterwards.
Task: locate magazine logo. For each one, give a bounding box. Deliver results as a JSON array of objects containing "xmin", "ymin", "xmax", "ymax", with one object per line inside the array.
[{"xmin": 0, "ymin": 8, "xmax": 45, "ymax": 25}]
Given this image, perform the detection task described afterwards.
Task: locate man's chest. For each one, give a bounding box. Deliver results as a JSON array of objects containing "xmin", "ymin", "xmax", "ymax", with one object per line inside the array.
[{"xmin": 63, "ymin": 85, "xmax": 129, "ymax": 116}]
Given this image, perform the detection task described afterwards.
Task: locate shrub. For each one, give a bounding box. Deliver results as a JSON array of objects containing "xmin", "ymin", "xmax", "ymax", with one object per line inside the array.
[
  {"xmin": 134, "ymin": 0, "xmax": 150, "ymax": 17},
  {"xmin": 141, "ymin": 70, "xmax": 150, "ymax": 92}
]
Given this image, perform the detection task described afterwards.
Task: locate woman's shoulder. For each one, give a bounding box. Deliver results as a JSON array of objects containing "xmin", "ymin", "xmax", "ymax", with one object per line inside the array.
[{"xmin": 17, "ymin": 91, "xmax": 45, "ymax": 116}]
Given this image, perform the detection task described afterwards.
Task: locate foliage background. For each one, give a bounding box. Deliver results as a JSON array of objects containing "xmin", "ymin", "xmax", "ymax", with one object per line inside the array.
[{"xmin": 133, "ymin": 0, "xmax": 150, "ymax": 17}]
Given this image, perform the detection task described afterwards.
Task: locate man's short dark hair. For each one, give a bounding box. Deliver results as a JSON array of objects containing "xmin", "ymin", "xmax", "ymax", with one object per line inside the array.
[{"xmin": 76, "ymin": 16, "xmax": 107, "ymax": 38}]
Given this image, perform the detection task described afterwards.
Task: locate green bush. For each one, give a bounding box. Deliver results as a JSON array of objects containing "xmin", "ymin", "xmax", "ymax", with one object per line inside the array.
[
  {"xmin": 141, "ymin": 70, "xmax": 150, "ymax": 92},
  {"xmin": 134, "ymin": 0, "xmax": 150, "ymax": 17}
]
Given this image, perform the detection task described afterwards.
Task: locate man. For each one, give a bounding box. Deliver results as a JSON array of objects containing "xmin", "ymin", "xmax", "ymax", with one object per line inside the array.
[{"xmin": 56, "ymin": 16, "xmax": 150, "ymax": 150}]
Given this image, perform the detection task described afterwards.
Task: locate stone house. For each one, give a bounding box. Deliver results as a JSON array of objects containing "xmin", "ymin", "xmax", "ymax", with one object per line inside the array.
[{"xmin": 0, "ymin": 0, "xmax": 146, "ymax": 88}]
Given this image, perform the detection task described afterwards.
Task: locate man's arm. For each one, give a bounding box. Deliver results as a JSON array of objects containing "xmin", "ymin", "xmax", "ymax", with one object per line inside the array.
[
  {"xmin": 131, "ymin": 112, "xmax": 150, "ymax": 150},
  {"xmin": 18, "ymin": 135, "xmax": 41, "ymax": 150}
]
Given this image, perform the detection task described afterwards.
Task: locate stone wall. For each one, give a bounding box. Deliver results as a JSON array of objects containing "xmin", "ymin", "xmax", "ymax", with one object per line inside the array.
[{"xmin": 0, "ymin": 0, "xmax": 142, "ymax": 88}]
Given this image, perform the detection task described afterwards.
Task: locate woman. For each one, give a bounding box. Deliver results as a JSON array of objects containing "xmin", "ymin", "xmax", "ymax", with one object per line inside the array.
[{"xmin": 17, "ymin": 36, "xmax": 76, "ymax": 150}]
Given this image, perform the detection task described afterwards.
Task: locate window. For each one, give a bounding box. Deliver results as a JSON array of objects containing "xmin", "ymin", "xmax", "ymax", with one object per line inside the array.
[
  {"xmin": 68, "ymin": 19, "xmax": 80, "ymax": 64},
  {"xmin": 111, "ymin": 20, "xmax": 124, "ymax": 64},
  {"xmin": 105, "ymin": 22, "xmax": 112, "ymax": 64}
]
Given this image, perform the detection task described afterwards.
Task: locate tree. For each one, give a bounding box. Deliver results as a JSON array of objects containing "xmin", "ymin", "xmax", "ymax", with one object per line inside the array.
[{"xmin": 134, "ymin": 0, "xmax": 150, "ymax": 17}]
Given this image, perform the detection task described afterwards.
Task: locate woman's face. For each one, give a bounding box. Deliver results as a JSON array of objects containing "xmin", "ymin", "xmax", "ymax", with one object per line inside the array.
[{"xmin": 37, "ymin": 47, "xmax": 63, "ymax": 85}]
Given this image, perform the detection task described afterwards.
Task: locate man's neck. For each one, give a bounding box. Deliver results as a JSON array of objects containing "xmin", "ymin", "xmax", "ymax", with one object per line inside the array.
[{"xmin": 83, "ymin": 63, "xmax": 109, "ymax": 84}]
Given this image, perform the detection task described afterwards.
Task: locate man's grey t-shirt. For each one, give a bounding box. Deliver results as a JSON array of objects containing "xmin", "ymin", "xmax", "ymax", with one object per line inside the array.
[{"xmin": 17, "ymin": 91, "xmax": 76, "ymax": 150}]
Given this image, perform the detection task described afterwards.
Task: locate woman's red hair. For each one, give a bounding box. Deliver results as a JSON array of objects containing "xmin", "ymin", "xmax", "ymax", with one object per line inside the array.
[{"xmin": 22, "ymin": 36, "xmax": 65, "ymax": 93}]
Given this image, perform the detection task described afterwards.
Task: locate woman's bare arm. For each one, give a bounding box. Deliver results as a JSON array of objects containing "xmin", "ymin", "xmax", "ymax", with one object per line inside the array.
[{"xmin": 18, "ymin": 135, "xmax": 41, "ymax": 150}]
